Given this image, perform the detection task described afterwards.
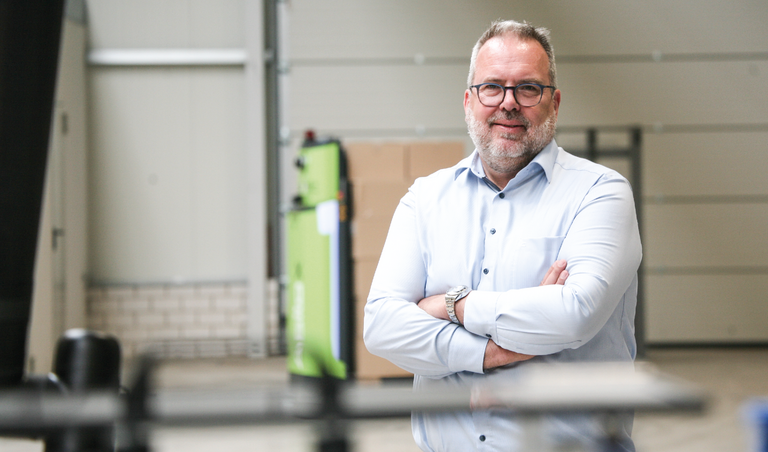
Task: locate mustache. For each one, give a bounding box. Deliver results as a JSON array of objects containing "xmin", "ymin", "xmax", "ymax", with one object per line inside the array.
[{"xmin": 486, "ymin": 110, "xmax": 531, "ymax": 128}]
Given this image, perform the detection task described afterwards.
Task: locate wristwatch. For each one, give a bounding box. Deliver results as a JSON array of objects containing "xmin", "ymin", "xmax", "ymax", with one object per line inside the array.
[{"xmin": 445, "ymin": 285, "xmax": 470, "ymax": 324}]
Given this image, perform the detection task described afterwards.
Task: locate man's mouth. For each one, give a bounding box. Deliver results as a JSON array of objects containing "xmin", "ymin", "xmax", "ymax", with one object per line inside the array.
[
  {"xmin": 492, "ymin": 122, "xmax": 525, "ymax": 131},
  {"xmin": 487, "ymin": 113, "xmax": 529, "ymax": 133}
]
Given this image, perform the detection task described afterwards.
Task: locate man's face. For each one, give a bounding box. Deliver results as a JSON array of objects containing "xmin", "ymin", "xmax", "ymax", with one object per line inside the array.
[{"xmin": 464, "ymin": 35, "xmax": 561, "ymax": 170}]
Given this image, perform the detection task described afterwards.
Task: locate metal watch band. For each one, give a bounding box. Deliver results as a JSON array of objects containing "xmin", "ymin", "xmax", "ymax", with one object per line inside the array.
[{"xmin": 445, "ymin": 285, "xmax": 470, "ymax": 325}]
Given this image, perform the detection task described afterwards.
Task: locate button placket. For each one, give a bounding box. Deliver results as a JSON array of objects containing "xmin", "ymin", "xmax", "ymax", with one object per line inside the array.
[{"xmin": 480, "ymin": 194, "xmax": 498, "ymax": 287}]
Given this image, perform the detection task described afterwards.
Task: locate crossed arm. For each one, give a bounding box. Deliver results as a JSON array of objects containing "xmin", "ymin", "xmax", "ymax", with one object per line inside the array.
[
  {"xmin": 365, "ymin": 172, "xmax": 641, "ymax": 377},
  {"xmin": 416, "ymin": 260, "xmax": 569, "ymax": 370}
]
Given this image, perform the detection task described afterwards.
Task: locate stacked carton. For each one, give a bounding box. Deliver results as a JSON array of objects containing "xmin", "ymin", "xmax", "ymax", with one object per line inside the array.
[{"xmin": 345, "ymin": 141, "xmax": 465, "ymax": 380}]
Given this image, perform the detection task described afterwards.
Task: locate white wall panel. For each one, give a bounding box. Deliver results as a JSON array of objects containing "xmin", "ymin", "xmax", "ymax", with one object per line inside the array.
[
  {"xmin": 556, "ymin": 61, "xmax": 768, "ymax": 127},
  {"xmin": 647, "ymin": 274, "xmax": 768, "ymax": 342},
  {"xmin": 644, "ymin": 204, "xmax": 768, "ymax": 268},
  {"xmin": 644, "ymin": 132, "xmax": 768, "ymax": 197},
  {"xmin": 288, "ymin": 60, "xmax": 768, "ymax": 135},
  {"xmin": 188, "ymin": 70, "xmax": 248, "ymax": 280},
  {"xmin": 89, "ymin": 67, "xmax": 247, "ymax": 283},
  {"xmin": 87, "ymin": 0, "xmax": 245, "ymax": 49},
  {"xmin": 289, "ymin": 0, "xmax": 487, "ymax": 59},
  {"xmin": 289, "ymin": 65, "xmax": 468, "ymax": 133},
  {"xmin": 289, "ymin": 0, "xmax": 768, "ymax": 59}
]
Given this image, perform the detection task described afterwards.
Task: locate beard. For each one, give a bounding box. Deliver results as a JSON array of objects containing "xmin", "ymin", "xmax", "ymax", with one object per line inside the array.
[{"xmin": 466, "ymin": 106, "xmax": 557, "ymax": 176}]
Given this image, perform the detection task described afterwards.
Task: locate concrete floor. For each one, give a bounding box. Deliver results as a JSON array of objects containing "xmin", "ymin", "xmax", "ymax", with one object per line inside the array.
[{"xmin": 2, "ymin": 348, "xmax": 767, "ymax": 451}]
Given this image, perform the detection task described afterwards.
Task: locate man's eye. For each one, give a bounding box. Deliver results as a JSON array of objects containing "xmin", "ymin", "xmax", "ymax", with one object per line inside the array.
[
  {"xmin": 480, "ymin": 84, "xmax": 503, "ymax": 95},
  {"xmin": 518, "ymin": 84, "xmax": 541, "ymax": 95}
]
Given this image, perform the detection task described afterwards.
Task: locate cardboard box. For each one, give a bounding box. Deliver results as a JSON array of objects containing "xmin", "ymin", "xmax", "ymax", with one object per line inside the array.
[
  {"xmin": 407, "ymin": 141, "xmax": 466, "ymax": 180},
  {"xmin": 345, "ymin": 142, "xmax": 407, "ymax": 182},
  {"xmin": 352, "ymin": 180, "xmax": 410, "ymax": 221},
  {"xmin": 351, "ymin": 218, "xmax": 392, "ymax": 260},
  {"xmin": 345, "ymin": 140, "xmax": 463, "ymax": 381},
  {"xmin": 353, "ymin": 257, "xmax": 379, "ymax": 337},
  {"xmin": 353, "ymin": 259, "xmax": 412, "ymax": 380},
  {"xmin": 353, "ymin": 258, "xmax": 378, "ymax": 307},
  {"xmin": 355, "ymin": 338, "xmax": 412, "ymax": 380}
]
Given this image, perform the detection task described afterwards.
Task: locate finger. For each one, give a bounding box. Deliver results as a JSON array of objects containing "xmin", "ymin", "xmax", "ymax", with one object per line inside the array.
[
  {"xmin": 555, "ymin": 270, "xmax": 568, "ymax": 285},
  {"xmin": 540, "ymin": 260, "xmax": 566, "ymax": 286},
  {"xmin": 539, "ymin": 265, "xmax": 557, "ymax": 286}
]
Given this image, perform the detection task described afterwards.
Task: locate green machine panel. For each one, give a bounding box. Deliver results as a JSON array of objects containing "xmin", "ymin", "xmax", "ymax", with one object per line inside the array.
[
  {"xmin": 286, "ymin": 208, "xmax": 346, "ymax": 378},
  {"xmin": 296, "ymin": 142, "xmax": 341, "ymax": 208},
  {"xmin": 286, "ymin": 137, "xmax": 352, "ymax": 380}
]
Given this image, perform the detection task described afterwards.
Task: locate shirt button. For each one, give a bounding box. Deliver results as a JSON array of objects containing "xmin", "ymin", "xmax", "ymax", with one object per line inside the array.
[
  {"xmin": 499, "ymin": 193, "xmax": 505, "ymax": 199},
  {"xmin": 483, "ymin": 268, "xmax": 489, "ymax": 275},
  {"xmin": 479, "ymin": 435, "xmax": 486, "ymax": 442},
  {"xmin": 490, "ymin": 228, "xmax": 496, "ymax": 235},
  {"xmin": 485, "ymin": 334, "xmax": 491, "ymax": 338}
]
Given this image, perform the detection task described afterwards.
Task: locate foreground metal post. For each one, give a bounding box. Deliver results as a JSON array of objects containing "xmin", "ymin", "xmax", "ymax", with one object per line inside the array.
[{"xmin": 46, "ymin": 330, "xmax": 122, "ymax": 452}]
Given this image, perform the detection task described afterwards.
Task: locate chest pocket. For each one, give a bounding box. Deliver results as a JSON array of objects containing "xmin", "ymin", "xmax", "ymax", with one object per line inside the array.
[{"xmin": 511, "ymin": 236, "xmax": 565, "ymax": 288}]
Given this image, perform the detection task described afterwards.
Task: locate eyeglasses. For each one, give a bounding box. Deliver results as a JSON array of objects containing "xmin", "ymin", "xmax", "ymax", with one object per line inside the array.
[{"xmin": 470, "ymin": 82, "xmax": 556, "ymax": 107}]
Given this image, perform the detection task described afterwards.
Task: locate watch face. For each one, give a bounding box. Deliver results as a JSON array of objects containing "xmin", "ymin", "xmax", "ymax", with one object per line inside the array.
[{"xmin": 448, "ymin": 285, "xmax": 468, "ymax": 300}]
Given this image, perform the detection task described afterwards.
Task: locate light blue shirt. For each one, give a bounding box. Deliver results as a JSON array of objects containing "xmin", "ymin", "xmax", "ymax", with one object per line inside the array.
[{"xmin": 364, "ymin": 140, "xmax": 642, "ymax": 451}]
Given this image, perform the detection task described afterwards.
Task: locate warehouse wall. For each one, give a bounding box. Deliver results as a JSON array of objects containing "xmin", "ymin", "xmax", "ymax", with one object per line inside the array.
[
  {"xmin": 284, "ymin": 0, "xmax": 768, "ymax": 344},
  {"xmin": 86, "ymin": 0, "xmax": 248, "ymax": 284},
  {"xmin": 42, "ymin": 0, "xmax": 766, "ymax": 362},
  {"xmin": 82, "ymin": 0, "xmax": 271, "ymax": 357}
]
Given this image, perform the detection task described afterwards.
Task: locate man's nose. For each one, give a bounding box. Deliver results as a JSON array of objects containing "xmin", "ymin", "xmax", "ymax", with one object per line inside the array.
[{"xmin": 499, "ymin": 87, "xmax": 520, "ymax": 111}]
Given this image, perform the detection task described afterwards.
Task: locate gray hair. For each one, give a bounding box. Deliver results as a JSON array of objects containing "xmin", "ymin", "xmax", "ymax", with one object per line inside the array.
[{"xmin": 467, "ymin": 20, "xmax": 557, "ymax": 89}]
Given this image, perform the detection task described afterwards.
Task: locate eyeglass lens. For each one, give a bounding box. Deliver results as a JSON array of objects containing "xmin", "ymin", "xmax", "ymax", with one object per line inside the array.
[{"xmin": 477, "ymin": 84, "xmax": 543, "ymax": 107}]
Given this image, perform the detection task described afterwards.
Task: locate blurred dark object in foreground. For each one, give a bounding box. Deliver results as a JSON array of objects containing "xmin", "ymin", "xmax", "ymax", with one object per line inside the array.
[{"xmin": 0, "ymin": 0, "xmax": 65, "ymax": 387}]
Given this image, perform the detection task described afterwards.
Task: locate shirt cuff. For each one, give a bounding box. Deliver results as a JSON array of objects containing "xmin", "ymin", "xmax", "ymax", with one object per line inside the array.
[
  {"xmin": 462, "ymin": 290, "xmax": 499, "ymax": 343},
  {"xmin": 448, "ymin": 325, "xmax": 489, "ymax": 374}
]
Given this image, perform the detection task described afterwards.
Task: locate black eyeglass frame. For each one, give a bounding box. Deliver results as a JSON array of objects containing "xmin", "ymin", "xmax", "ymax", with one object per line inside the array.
[{"xmin": 470, "ymin": 82, "xmax": 556, "ymax": 107}]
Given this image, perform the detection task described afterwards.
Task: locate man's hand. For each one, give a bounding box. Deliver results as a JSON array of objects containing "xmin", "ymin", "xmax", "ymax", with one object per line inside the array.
[
  {"xmin": 483, "ymin": 340, "xmax": 534, "ymax": 370},
  {"xmin": 484, "ymin": 259, "xmax": 568, "ymax": 370},
  {"xmin": 540, "ymin": 259, "xmax": 568, "ymax": 286},
  {"xmin": 416, "ymin": 260, "xmax": 569, "ymax": 370}
]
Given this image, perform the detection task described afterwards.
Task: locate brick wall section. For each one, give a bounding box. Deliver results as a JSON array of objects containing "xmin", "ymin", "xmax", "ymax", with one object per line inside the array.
[{"xmin": 87, "ymin": 282, "xmax": 249, "ymax": 359}]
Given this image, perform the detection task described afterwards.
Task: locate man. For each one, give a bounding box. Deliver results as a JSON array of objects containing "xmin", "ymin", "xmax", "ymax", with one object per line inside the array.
[{"xmin": 364, "ymin": 19, "xmax": 642, "ymax": 452}]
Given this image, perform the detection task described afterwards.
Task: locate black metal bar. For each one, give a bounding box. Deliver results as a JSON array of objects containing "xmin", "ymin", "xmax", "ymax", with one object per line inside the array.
[
  {"xmin": 264, "ymin": 0, "xmax": 280, "ymax": 279},
  {"xmin": 559, "ymin": 126, "xmax": 646, "ymax": 358},
  {"xmin": 567, "ymin": 148, "xmax": 633, "ymax": 158},
  {"xmin": 0, "ymin": 0, "xmax": 66, "ymax": 387},
  {"xmin": 0, "ymin": 363, "xmax": 706, "ymax": 429},
  {"xmin": 646, "ymin": 265, "xmax": 768, "ymax": 276},
  {"xmin": 586, "ymin": 128, "xmax": 598, "ymax": 162},
  {"xmin": 337, "ymin": 146, "xmax": 355, "ymax": 376},
  {"xmin": 288, "ymin": 122, "xmax": 768, "ymax": 140},
  {"xmin": 645, "ymin": 194, "xmax": 768, "ymax": 205},
  {"xmin": 263, "ymin": 0, "xmax": 285, "ymax": 354}
]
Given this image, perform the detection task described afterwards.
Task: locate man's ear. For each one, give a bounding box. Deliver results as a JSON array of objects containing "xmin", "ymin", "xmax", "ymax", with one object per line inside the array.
[
  {"xmin": 552, "ymin": 89, "xmax": 561, "ymax": 115},
  {"xmin": 463, "ymin": 89, "xmax": 471, "ymax": 112}
]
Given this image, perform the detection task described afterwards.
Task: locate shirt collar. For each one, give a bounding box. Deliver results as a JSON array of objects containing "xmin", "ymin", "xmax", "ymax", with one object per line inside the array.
[{"xmin": 454, "ymin": 138, "xmax": 559, "ymax": 185}]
